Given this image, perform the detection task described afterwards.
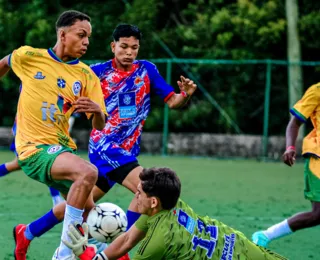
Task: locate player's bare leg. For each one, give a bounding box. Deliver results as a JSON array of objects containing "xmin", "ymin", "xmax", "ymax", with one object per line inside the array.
[
  {"xmin": 51, "ymin": 152, "xmax": 98, "ymax": 259},
  {"xmin": 0, "ymin": 157, "xmax": 20, "ymax": 177},
  {"xmin": 288, "ymin": 201, "xmax": 320, "ymax": 230},
  {"xmin": 3, "ymin": 157, "xmax": 20, "ymax": 171},
  {"xmin": 253, "ymin": 202, "xmax": 320, "ymax": 247}
]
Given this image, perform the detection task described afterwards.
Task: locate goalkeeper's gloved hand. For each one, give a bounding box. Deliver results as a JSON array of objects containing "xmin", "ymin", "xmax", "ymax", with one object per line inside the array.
[{"xmin": 62, "ymin": 222, "xmax": 96, "ymax": 257}]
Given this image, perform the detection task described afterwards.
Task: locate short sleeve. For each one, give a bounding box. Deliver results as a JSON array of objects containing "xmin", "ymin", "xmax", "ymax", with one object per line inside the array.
[
  {"xmin": 9, "ymin": 46, "xmax": 30, "ymax": 80},
  {"xmin": 90, "ymin": 62, "xmax": 107, "ymax": 79},
  {"xmin": 143, "ymin": 61, "xmax": 175, "ymax": 102},
  {"xmin": 290, "ymin": 84, "xmax": 320, "ymax": 123},
  {"xmin": 82, "ymin": 71, "xmax": 107, "ymax": 119},
  {"xmin": 134, "ymin": 215, "xmax": 149, "ymax": 233}
]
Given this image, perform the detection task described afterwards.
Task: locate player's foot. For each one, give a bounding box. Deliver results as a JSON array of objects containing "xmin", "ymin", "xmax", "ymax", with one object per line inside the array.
[
  {"xmin": 252, "ymin": 231, "xmax": 270, "ymax": 248},
  {"xmin": 118, "ymin": 253, "xmax": 130, "ymax": 260},
  {"xmin": 13, "ymin": 224, "xmax": 31, "ymax": 260}
]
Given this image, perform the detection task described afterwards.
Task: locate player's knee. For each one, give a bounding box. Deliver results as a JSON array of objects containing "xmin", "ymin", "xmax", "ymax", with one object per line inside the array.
[
  {"xmin": 122, "ymin": 166, "xmax": 142, "ymax": 193},
  {"xmin": 78, "ymin": 164, "xmax": 98, "ymax": 187}
]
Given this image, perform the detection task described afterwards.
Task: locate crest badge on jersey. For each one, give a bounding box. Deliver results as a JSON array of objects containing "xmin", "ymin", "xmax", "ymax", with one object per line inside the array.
[
  {"xmin": 47, "ymin": 145, "xmax": 62, "ymax": 154},
  {"xmin": 72, "ymin": 81, "xmax": 82, "ymax": 95},
  {"xmin": 134, "ymin": 76, "xmax": 144, "ymax": 87},
  {"xmin": 57, "ymin": 77, "xmax": 66, "ymax": 88}
]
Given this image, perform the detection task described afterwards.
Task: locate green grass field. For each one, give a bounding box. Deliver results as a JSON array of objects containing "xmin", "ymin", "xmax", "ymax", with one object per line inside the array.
[{"xmin": 0, "ymin": 151, "xmax": 318, "ymax": 260}]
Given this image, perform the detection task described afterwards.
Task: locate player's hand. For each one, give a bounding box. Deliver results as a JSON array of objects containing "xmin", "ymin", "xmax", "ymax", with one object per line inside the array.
[
  {"xmin": 62, "ymin": 222, "xmax": 90, "ymax": 256},
  {"xmin": 177, "ymin": 76, "xmax": 197, "ymax": 97},
  {"xmin": 282, "ymin": 148, "xmax": 296, "ymax": 166},
  {"xmin": 73, "ymin": 97, "xmax": 102, "ymax": 114}
]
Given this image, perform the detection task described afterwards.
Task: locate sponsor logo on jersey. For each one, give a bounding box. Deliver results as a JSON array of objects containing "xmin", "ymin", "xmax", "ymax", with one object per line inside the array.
[
  {"xmin": 47, "ymin": 145, "xmax": 62, "ymax": 154},
  {"xmin": 72, "ymin": 81, "xmax": 82, "ymax": 95},
  {"xmin": 34, "ymin": 72, "xmax": 46, "ymax": 79},
  {"xmin": 177, "ymin": 209, "xmax": 196, "ymax": 234},
  {"xmin": 220, "ymin": 233, "xmax": 236, "ymax": 260},
  {"xmin": 119, "ymin": 92, "xmax": 136, "ymax": 119}
]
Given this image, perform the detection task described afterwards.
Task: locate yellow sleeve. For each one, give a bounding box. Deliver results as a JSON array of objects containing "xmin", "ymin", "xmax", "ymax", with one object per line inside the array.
[
  {"xmin": 134, "ymin": 215, "xmax": 149, "ymax": 233},
  {"xmin": 82, "ymin": 71, "xmax": 108, "ymax": 119},
  {"xmin": 290, "ymin": 84, "xmax": 320, "ymax": 122},
  {"xmin": 9, "ymin": 46, "xmax": 31, "ymax": 80}
]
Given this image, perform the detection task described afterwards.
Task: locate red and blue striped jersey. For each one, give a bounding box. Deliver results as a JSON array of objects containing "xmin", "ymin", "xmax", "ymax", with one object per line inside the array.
[{"xmin": 89, "ymin": 59, "xmax": 174, "ymax": 156}]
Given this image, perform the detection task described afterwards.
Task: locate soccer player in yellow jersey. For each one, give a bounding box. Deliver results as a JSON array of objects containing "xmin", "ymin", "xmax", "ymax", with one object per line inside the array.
[
  {"xmin": 0, "ymin": 10, "xmax": 107, "ymax": 260},
  {"xmin": 253, "ymin": 83, "xmax": 320, "ymax": 247}
]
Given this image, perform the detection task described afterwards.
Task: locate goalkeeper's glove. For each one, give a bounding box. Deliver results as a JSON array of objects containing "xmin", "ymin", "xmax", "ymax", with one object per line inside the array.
[{"xmin": 62, "ymin": 222, "xmax": 96, "ymax": 257}]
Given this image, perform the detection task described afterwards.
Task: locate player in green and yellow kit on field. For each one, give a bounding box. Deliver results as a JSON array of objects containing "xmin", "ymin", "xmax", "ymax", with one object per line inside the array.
[{"xmin": 63, "ymin": 167, "xmax": 287, "ymax": 260}]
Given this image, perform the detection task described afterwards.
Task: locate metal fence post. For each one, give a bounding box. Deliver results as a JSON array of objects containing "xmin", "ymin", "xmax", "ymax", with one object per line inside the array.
[
  {"xmin": 161, "ymin": 60, "xmax": 172, "ymax": 156},
  {"xmin": 262, "ymin": 60, "xmax": 272, "ymax": 159}
]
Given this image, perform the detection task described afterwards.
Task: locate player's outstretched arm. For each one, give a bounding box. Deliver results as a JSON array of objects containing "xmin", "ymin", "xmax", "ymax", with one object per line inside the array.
[
  {"xmin": 97, "ymin": 225, "xmax": 146, "ymax": 260},
  {"xmin": 64, "ymin": 223, "xmax": 145, "ymax": 260},
  {"xmin": 282, "ymin": 116, "xmax": 302, "ymax": 166},
  {"xmin": 0, "ymin": 55, "xmax": 11, "ymax": 78},
  {"xmin": 166, "ymin": 76, "xmax": 197, "ymax": 109}
]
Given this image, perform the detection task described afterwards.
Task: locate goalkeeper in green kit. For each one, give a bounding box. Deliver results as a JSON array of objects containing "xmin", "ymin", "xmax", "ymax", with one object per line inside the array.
[{"xmin": 63, "ymin": 167, "xmax": 287, "ymax": 260}]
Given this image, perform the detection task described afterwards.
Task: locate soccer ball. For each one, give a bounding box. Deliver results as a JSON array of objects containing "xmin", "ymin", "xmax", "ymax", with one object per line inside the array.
[{"xmin": 87, "ymin": 202, "xmax": 128, "ymax": 243}]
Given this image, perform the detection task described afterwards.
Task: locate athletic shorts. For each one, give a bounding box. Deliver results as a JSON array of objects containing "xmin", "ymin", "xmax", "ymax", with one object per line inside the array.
[
  {"xmin": 18, "ymin": 144, "xmax": 76, "ymax": 194},
  {"xmin": 304, "ymin": 156, "xmax": 320, "ymax": 202},
  {"xmin": 89, "ymin": 145, "xmax": 140, "ymax": 193}
]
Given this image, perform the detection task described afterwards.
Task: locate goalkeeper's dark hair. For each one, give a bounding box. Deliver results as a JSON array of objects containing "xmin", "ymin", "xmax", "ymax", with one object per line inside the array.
[
  {"xmin": 112, "ymin": 24, "xmax": 142, "ymax": 41},
  {"xmin": 140, "ymin": 167, "xmax": 181, "ymax": 210},
  {"xmin": 56, "ymin": 10, "xmax": 91, "ymax": 31}
]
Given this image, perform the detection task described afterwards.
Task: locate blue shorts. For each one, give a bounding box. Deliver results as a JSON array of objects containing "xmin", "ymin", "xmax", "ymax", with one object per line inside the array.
[
  {"xmin": 10, "ymin": 138, "xmax": 17, "ymax": 156},
  {"xmin": 89, "ymin": 145, "xmax": 139, "ymax": 193}
]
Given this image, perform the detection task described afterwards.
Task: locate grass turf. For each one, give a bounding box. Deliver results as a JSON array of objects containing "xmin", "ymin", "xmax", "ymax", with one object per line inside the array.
[{"xmin": 0, "ymin": 151, "xmax": 318, "ymax": 259}]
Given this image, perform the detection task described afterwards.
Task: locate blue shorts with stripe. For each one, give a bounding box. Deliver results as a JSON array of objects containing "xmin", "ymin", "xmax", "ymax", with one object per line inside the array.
[{"xmin": 89, "ymin": 144, "xmax": 139, "ymax": 192}]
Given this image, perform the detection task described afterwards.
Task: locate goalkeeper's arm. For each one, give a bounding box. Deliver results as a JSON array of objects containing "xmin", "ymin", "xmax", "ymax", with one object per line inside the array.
[
  {"xmin": 64, "ymin": 223, "xmax": 145, "ymax": 260},
  {"xmin": 94, "ymin": 225, "xmax": 146, "ymax": 260}
]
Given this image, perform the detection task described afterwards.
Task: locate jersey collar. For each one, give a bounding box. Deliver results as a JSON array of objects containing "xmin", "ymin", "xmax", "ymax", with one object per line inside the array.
[{"xmin": 48, "ymin": 48, "xmax": 79, "ymax": 65}]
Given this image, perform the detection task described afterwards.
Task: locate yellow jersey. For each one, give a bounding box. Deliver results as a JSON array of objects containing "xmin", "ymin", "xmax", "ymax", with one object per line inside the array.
[
  {"xmin": 9, "ymin": 46, "xmax": 107, "ymax": 159},
  {"xmin": 291, "ymin": 83, "xmax": 320, "ymax": 157}
]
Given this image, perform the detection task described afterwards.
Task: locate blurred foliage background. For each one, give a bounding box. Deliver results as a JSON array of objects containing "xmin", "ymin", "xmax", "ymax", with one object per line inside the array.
[{"xmin": 1, "ymin": 0, "xmax": 319, "ymax": 134}]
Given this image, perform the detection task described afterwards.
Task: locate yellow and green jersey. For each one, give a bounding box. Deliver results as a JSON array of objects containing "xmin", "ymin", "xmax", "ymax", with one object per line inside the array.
[
  {"xmin": 9, "ymin": 46, "xmax": 107, "ymax": 159},
  {"xmin": 134, "ymin": 199, "xmax": 287, "ymax": 260},
  {"xmin": 290, "ymin": 83, "xmax": 320, "ymax": 160}
]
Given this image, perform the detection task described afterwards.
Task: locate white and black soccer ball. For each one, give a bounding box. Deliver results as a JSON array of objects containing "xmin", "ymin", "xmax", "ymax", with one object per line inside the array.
[{"xmin": 87, "ymin": 202, "xmax": 128, "ymax": 243}]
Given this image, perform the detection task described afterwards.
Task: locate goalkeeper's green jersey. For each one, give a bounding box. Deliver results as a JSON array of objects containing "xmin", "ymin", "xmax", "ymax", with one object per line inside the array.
[{"xmin": 134, "ymin": 199, "xmax": 287, "ymax": 260}]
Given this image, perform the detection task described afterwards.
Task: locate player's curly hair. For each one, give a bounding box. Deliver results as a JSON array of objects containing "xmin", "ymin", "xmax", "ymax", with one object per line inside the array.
[
  {"xmin": 140, "ymin": 167, "xmax": 181, "ymax": 210},
  {"xmin": 56, "ymin": 10, "xmax": 91, "ymax": 31},
  {"xmin": 112, "ymin": 24, "xmax": 142, "ymax": 41}
]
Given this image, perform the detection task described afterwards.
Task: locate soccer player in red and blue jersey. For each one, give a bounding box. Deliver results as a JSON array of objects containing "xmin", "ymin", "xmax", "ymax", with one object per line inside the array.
[{"xmin": 88, "ymin": 24, "xmax": 196, "ymax": 232}]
